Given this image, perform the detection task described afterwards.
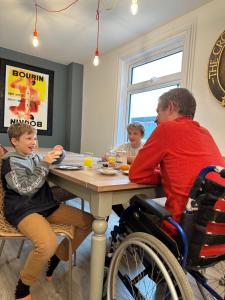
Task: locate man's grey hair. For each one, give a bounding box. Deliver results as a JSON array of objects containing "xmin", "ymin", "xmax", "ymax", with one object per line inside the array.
[{"xmin": 159, "ymin": 88, "xmax": 196, "ymax": 118}]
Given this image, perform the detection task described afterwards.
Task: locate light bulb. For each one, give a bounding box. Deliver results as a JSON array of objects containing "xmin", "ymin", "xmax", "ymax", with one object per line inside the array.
[
  {"xmin": 32, "ymin": 31, "xmax": 39, "ymax": 47},
  {"xmin": 130, "ymin": 0, "xmax": 138, "ymax": 15},
  {"xmin": 93, "ymin": 49, "xmax": 100, "ymax": 66}
]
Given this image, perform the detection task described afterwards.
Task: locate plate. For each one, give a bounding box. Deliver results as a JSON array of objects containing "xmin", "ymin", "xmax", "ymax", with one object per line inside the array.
[
  {"xmin": 99, "ymin": 168, "xmax": 118, "ymax": 175},
  {"xmin": 55, "ymin": 164, "xmax": 83, "ymax": 170}
]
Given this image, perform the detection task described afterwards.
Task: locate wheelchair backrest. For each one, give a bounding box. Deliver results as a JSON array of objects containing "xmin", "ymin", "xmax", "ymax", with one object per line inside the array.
[{"xmin": 182, "ymin": 178, "xmax": 225, "ymax": 267}]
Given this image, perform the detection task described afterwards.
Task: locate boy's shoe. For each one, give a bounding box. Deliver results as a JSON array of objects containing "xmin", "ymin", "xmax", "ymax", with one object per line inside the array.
[
  {"xmin": 15, "ymin": 279, "xmax": 31, "ymax": 300},
  {"xmin": 16, "ymin": 295, "xmax": 32, "ymax": 300},
  {"xmin": 45, "ymin": 276, "xmax": 53, "ymax": 282}
]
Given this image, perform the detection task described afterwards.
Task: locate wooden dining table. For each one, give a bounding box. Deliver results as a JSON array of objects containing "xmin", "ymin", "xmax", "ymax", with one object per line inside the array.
[{"xmin": 46, "ymin": 150, "xmax": 163, "ymax": 300}]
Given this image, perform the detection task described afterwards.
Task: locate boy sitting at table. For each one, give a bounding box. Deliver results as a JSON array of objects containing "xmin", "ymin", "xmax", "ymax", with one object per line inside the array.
[
  {"xmin": 1, "ymin": 123, "xmax": 94, "ymax": 300},
  {"xmin": 103, "ymin": 122, "xmax": 145, "ymax": 165},
  {"xmin": 103, "ymin": 122, "xmax": 145, "ymax": 217},
  {"xmin": 115, "ymin": 122, "xmax": 145, "ymax": 164}
]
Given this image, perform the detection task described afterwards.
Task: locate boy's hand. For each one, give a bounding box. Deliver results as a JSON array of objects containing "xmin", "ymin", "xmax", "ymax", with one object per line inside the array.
[
  {"xmin": 43, "ymin": 150, "xmax": 61, "ymax": 164},
  {"xmin": 53, "ymin": 145, "xmax": 63, "ymax": 156}
]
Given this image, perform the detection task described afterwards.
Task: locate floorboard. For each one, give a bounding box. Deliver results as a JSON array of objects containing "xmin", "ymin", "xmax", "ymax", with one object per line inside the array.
[{"xmin": 0, "ymin": 198, "xmax": 206, "ymax": 299}]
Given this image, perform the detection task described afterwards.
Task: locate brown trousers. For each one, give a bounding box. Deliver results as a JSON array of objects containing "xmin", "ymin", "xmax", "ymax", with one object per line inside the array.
[{"xmin": 18, "ymin": 204, "xmax": 94, "ymax": 285}]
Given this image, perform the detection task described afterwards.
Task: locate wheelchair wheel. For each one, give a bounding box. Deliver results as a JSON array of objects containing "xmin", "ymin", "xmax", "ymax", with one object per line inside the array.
[
  {"xmin": 107, "ymin": 232, "xmax": 193, "ymax": 300},
  {"xmin": 196, "ymin": 261, "xmax": 225, "ymax": 300}
]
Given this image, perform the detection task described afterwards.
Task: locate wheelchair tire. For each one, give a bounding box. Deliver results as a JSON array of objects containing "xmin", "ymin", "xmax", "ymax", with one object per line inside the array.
[{"xmin": 107, "ymin": 232, "xmax": 194, "ymax": 300}]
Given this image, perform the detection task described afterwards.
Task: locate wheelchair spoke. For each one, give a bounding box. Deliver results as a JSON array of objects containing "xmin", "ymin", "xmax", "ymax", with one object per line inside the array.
[
  {"xmin": 107, "ymin": 233, "xmax": 193, "ymax": 300},
  {"xmin": 195, "ymin": 261, "xmax": 225, "ymax": 299}
]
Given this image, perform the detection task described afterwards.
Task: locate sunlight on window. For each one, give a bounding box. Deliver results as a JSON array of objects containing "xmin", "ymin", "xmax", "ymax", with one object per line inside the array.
[
  {"xmin": 129, "ymin": 85, "xmax": 178, "ymax": 141},
  {"xmin": 132, "ymin": 52, "xmax": 183, "ymax": 84}
]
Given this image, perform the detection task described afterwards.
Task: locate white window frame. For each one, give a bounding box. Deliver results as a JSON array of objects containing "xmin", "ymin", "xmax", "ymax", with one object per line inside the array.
[{"xmin": 114, "ymin": 22, "xmax": 196, "ymax": 146}]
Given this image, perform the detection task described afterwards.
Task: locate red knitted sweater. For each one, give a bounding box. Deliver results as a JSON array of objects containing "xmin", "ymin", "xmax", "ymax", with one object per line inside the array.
[{"xmin": 129, "ymin": 117, "xmax": 225, "ymax": 223}]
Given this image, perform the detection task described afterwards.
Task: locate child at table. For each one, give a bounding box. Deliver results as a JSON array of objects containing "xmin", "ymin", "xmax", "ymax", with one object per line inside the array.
[
  {"xmin": 103, "ymin": 122, "xmax": 145, "ymax": 218},
  {"xmin": 103, "ymin": 122, "xmax": 145, "ymax": 164},
  {"xmin": 1, "ymin": 123, "xmax": 94, "ymax": 300},
  {"xmin": 115, "ymin": 122, "xmax": 145, "ymax": 164}
]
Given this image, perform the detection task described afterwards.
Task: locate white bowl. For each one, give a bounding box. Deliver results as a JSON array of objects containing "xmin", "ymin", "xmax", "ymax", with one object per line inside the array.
[{"xmin": 99, "ymin": 168, "xmax": 118, "ymax": 175}]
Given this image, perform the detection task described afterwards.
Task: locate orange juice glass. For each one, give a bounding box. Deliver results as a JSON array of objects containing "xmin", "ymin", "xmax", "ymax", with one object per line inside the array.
[{"xmin": 83, "ymin": 152, "xmax": 93, "ymax": 167}]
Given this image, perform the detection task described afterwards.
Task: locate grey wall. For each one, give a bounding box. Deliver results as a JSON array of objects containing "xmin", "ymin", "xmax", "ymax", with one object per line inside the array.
[
  {"xmin": 66, "ymin": 63, "xmax": 83, "ymax": 152},
  {"xmin": 0, "ymin": 47, "xmax": 83, "ymax": 150}
]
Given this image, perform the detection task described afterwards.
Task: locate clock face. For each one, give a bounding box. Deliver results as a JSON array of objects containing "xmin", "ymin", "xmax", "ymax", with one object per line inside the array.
[{"xmin": 208, "ymin": 30, "xmax": 225, "ymax": 106}]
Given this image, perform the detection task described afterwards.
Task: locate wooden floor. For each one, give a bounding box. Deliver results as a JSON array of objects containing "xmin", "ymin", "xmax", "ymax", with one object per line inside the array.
[{"xmin": 0, "ymin": 198, "xmax": 205, "ymax": 299}]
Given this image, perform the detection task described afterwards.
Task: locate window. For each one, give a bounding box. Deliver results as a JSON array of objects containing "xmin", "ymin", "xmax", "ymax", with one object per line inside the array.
[
  {"xmin": 129, "ymin": 85, "xmax": 179, "ymax": 141},
  {"xmin": 127, "ymin": 51, "xmax": 183, "ymax": 141},
  {"xmin": 131, "ymin": 52, "xmax": 183, "ymax": 85},
  {"xmin": 115, "ymin": 25, "xmax": 195, "ymax": 147}
]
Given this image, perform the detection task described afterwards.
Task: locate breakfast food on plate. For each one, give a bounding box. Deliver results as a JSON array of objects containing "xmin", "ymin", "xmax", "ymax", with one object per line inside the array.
[
  {"xmin": 108, "ymin": 159, "xmax": 116, "ymax": 167},
  {"xmin": 54, "ymin": 150, "xmax": 62, "ymax": 155},
  {"xmin": 120, "ymin": 164, "xmax": 130, "ymax": 171}
]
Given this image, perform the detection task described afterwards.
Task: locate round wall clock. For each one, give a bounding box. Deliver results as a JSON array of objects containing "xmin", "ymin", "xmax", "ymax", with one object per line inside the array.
[{"xmin": 208, "ymin": 30, "xmax": 225, "ymax": 106}]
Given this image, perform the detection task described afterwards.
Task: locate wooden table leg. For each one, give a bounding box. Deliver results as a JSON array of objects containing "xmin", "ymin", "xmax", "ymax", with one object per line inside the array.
[{"xmin": 89, "ymin": 218, "xmax": 108, "ymax": 300}]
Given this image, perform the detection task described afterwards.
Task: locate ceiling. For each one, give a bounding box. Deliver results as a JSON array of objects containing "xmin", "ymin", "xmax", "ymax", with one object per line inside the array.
[{"xmin": 0, "ymin": 0, "xmax": 213, "ymax": 65}]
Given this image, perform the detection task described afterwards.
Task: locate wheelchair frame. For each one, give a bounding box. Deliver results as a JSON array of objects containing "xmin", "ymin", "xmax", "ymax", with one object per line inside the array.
[{"xmin": 106, "ymin": 165, "xmax": 225, "ymax": 300}]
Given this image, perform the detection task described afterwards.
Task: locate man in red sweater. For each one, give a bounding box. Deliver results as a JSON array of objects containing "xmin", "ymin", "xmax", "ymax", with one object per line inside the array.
[{"xmin": 129, "ymin": 88, "xmax": 225, "ymax": 225}]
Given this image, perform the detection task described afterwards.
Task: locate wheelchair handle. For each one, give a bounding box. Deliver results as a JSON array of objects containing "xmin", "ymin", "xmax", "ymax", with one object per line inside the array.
[
  {"xmin": 188, "ymin": 165, "xmax": 225, "ymax": 200},
  {"xmin": 198, "ymin": 165, "xmax": 225, "ymax": 179}
]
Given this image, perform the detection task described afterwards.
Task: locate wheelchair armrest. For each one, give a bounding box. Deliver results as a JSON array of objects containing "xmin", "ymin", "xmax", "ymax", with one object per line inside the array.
[
  {"xmin": 132, "ymin": 195, "xmax": 172, "ymax": 220},
  {"xmin": 145, "ymin": 200, "xmax": 172, "ymax": 219}
]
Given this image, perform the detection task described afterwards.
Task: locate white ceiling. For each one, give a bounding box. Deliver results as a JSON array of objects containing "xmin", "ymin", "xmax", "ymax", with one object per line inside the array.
[{"xmin": 0, "ymin": 0, "xmax": 213, "ymax": 65}]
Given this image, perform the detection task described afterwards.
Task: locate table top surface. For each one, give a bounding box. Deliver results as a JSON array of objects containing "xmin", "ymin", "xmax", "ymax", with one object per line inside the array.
[
  {"xmin": 50, "ymin": 151, "xmax": 152, "ymax": 192},
  {"xmin": 6, "ymin": 147, "xmax": 153, "ymax": 193}
]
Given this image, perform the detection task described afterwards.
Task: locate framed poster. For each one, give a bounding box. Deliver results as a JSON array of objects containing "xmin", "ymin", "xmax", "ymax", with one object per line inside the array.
[{"xmin": 0, "ymin": 58, "xmax": 54, "ymax": 135}]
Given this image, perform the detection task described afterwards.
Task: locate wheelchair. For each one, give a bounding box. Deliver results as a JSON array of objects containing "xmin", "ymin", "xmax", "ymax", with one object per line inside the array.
[{"xmin": 106, "ymin": 165, "xmax": 225, "ymax": 300}]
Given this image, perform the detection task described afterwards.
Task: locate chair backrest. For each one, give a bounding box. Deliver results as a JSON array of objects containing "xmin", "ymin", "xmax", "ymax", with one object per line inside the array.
[
  {"xmin": 0, "ymin": 145, "xmax": 10, "ymax": 222},
  {"xmin": 183, "ymin": 179, "xmax": 225, "ymax": 267},
  {"xmin": 0, "ymin": 146, "xmax": 6, "ymax": 213}
]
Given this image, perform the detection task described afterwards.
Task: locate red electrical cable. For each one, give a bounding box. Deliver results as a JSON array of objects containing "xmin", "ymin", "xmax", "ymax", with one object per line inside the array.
[
  {"xmin": 32, "ymin": 0, "xmax": 100, "ymax": 56},
  {"xmin": 34, "ymin": 3, "xmax": 37, "ymax": 32},
  {"xmin": 34, "ymin": 5, "xmax": 37, "ymax": 31},
  {"xmin": 35, "ymin": 0, "xmax": 80, "ymax": 13},
  {"xmin": 95, "ymin": 0, "xmax": 101, "ymax": 55},
  {"xmin": 32, "ymin": 0, "xmax": 80, "ymax": 45}
]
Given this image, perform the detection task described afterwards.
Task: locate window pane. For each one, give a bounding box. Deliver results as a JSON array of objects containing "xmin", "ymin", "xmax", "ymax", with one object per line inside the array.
[
  {"xmin": 131, "ymin": 52, "xmax": 183, "ymax": 84},
  {"xmin": 129, "ymin": 85, "xmax": 178, "ymax": 141}
]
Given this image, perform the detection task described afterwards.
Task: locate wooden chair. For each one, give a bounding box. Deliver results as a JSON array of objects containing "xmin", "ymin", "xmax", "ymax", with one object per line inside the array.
[
  {"xmin": 0, "ymin": 145, "xmax": 85, "ymax": 265},
  {"xmin": 0, "ymin": 146, "xmax": 74, "ymax": 300}
]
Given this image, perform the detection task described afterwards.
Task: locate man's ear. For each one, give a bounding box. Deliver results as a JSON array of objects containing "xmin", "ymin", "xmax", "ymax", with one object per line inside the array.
[{"xmin": 168, "ymin": 101, "xmax": 177, "ymax": 114}]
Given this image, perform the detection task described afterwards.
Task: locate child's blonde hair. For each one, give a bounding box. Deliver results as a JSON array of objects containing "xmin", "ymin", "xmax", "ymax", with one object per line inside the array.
[
  {"xmin": 8, "ymin": 123, "xmax": 37, "ymax": 142},
  {"xmin": 127, "ymin": 122, "xmax": 145, "ymax": 137}
]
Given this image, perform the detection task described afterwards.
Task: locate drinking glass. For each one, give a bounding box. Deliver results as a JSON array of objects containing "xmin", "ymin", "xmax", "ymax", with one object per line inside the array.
[
  {"xmin": 106, "ymin": 150, "xmax": 116, "ymax": 164},
  {"xmin": 83, "ymin": 152, "xmax": 93, "ymax": 167}
]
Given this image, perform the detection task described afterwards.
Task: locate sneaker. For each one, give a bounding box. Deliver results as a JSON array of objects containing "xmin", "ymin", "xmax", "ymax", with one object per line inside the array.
[
  {"xmin": 45, "ymin": 276, "xmax": 53, "ymax": 282},
  {"xmin": 16, "ymin": 296, "xmax": 32, "ymax": 300},
  {"xmin": 15, "ymin": 279, "xmax": 31, "ymax": 300}
]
